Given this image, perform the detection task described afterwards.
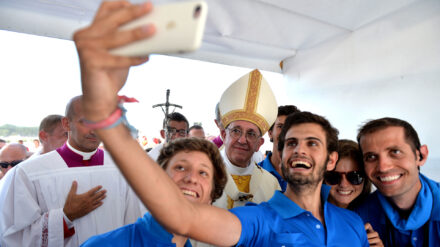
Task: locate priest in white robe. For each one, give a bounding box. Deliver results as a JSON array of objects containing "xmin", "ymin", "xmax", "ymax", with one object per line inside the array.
[{"xmin": 0, "ymin": 96, "xmax": 142, "ymax": 247}]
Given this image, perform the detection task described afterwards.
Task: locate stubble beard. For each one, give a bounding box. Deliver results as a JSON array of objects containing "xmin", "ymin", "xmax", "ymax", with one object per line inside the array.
[{"xmin": 282, "ymin": 156, "xmax": 328, "ymax": 194}]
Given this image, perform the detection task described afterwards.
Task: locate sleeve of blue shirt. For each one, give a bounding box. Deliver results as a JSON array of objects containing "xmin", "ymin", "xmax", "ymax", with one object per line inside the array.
[
  {"xmin": 230, "ymin": 204, "xmax": 270, "ymax": 246},
  {"xmin": 80, "ymin": 223, "xmax": 135, "ymax": 247}
]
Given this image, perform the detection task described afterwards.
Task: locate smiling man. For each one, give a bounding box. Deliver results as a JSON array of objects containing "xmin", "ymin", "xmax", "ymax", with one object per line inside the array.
[
  {"xmin": 259, "ymin": 105, "xmax": 300, "ymax": 192},
  {"xmin": 0, "ymin": 96, "xmax": 143, "ymax": 247},
  {"xmin": 148, "ymin": 112, "xmax": 189, "ymax": 161},
  {"xmin": 213, "ymin": 69, "xmax": 280, "ymax": 210},
  {"xmin": 81, "ymin": 138, "xmax": 227, "ymax": 247},
  {"xmin": 355, "ymin": 117, "xmax": 440, "ymax": 246}
]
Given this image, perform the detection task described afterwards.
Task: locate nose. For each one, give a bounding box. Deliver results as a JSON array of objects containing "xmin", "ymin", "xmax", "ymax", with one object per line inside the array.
[
  {"xmin": 377, "ymin": 156, "xmax": 393, "ymax": 172},
  {"xmin": 237, "ymin": 132, "xmax": 247, "ymax": 143},
  {"xmin": 293, "ymin": 142, "xmax": 306, "ymax": 154},
  {"xmin": 183, "ymin": 169, "xmax": 198, "ymax": 184},
  {"xmin": 339, "ymin": 174, "xmax": 350, "ymax": 187}
]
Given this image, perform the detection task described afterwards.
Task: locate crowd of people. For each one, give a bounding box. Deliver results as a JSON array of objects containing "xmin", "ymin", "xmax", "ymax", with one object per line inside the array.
[{"xmin": 0, "ymin": 1, "xmax": 438, "ymax": 246}]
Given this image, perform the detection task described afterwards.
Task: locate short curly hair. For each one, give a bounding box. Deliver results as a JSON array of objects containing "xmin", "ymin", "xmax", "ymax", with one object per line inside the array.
[{"xmin": 157, "ymin": 138, "xmax": 227, "ymax": 202}]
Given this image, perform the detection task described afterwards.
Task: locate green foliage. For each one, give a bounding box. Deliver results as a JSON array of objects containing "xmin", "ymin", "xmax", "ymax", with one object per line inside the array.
[{"xmin": 0, "ymin": 124, "xmax": 38, "ymax": 137}]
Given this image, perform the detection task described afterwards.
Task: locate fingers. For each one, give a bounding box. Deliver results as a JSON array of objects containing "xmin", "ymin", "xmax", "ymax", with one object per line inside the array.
[
  {"xmin": 68, "ymin": 181, "xmax": 78, "ymax": 196},
  {"xmin": 85, "ymin": 185, "xmax": 103, "ymax": 196},
  {"xmin": 94, "ymin": 0, "xmax": 131, "ymax": 21},
  {"xmin": 103, "ymin": 24, "xmax": 156, "ymax": 50},
  {"xmin": 365, "ymin": 223, "xmax": 384, "ymax": 247},
  {"xmin": 81, "ymin": 2, "xmax": 153, "ymax": 39},
  {"xmin": 92, "ymin": 189, "xmax": 107, "ymax": 203}
]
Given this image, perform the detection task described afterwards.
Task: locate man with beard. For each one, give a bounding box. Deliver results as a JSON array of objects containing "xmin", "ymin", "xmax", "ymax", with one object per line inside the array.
[
  {"xmin": 223, "ymin": 112, "xmax": 369, "ymax": 246},
  {"xmin": 259, "ymin": 105, "xmax": 300, "ymax": 192},
  {"xmin": 75, "ymin": 2, "xmax": 368, "ymax": 245},
  {"xmin": 0, "ymin": 96, "xmax": 142, "ymax": 247}
]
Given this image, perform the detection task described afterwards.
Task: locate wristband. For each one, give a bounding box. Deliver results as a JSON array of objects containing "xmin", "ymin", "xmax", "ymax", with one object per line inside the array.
[{"xmin": 83, "ymin": 95, "xmax": 139, "ymax": 138}]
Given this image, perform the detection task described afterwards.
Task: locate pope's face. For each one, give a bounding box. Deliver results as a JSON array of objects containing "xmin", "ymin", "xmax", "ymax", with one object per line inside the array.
[{"xmin": 222, "ymin": 120, "xmax": 263, "ymax": 168}]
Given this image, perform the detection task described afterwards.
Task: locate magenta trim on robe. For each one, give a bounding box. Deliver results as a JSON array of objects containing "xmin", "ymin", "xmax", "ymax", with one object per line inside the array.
[
  {"xmin": 212, "ymin": 135, "xmax": 223, "ymax": 148},
  {"xmin": 56, "ymin": 143, "xmax": 104, "ymax": 167}
]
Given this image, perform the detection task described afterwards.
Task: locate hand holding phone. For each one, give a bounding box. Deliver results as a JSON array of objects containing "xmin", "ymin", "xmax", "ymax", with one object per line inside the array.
[{"xmin": 110, "ymin": 0, "xmax": 207, "ymax": 57}]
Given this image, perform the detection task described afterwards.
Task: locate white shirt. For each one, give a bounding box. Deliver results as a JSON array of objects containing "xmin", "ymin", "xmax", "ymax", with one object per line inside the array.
[{"xmin": 0, "ymin": 150, "xmax": 142, "ymax": 247}]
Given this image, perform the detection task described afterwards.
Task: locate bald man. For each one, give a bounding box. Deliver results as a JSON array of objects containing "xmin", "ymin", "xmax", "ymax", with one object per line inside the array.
[
  {"xmin": 0, "ymin": 96, "xmax": 142, "ymax": 247},
  {"xmin": 0, "ymin": 143, "xmax": 27, "ymax": 178}
]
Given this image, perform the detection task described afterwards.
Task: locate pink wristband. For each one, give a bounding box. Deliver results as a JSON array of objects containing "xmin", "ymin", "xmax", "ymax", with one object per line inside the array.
[
  {"xmin": 82, "ymin": 95, "xmax": 138, "ymax": 130},
  {"xmin": 83, "ymin": 108, "xmax": 122, "ymax": 130}
]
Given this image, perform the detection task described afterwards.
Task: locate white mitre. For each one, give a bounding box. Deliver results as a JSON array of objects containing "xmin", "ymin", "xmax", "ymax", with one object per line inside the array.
[{"xmin": 219, "ymin": 69, "xmax": 277, "ymax": 135}]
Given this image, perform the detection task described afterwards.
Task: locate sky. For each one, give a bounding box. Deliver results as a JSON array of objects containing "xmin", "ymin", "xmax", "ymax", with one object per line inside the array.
[{"xmin": 0, "ymin": 30, "xmax": 288, "ymax": 151}]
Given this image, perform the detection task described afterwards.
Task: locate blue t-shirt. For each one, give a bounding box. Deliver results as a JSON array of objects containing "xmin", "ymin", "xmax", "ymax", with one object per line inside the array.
[
  {"xmin": 355, "ymin": 173, "xmax": 440, "ymax": 247},
  {"xmin": 258, "ymin": 152, "xmax": 287, "ymax": 192},
  {"xmin": 81, "ymin": 213, "xmax": 192, "ymax": 247},
  {"xmin": 231, "ymin": 187, "xmax": 368, "ymax": 246}
]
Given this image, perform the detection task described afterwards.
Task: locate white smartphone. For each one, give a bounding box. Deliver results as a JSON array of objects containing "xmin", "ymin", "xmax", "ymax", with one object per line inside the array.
[{"xmin": 110, "ymin": 0, "xmax": 207, "ymax": 57}]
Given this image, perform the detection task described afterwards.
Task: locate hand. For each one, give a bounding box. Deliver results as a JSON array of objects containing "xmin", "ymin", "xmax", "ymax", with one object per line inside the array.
[
  {"xmin": 73, "ymin": 1, "xmax": 156, "ymax": 122},
  {"xmin": 63, "ymin": 181, "xmax": 107, "ymax": 221},
  {"xmin": 365, "ymin": 223, "xmax": 384, "ymax": 247}
]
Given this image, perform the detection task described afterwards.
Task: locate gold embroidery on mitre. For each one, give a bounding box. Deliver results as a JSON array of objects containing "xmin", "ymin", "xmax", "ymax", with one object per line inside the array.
[
  {"xmin": 221, "ymin": 70, "xmax": 270, "ymax": 133},
  {"xmin": 222, "ymin": 111, "xmax": 269, "ymax": 134}
]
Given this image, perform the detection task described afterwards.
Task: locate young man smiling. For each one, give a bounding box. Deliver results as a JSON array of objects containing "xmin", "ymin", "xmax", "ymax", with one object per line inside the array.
[
  {"xmin": 355, "ymin": 117, "xmax": 440, "ymax": 246},
  {"xmin": 81, "ymin": 138, "xmax": 227, "ymax": 246}
]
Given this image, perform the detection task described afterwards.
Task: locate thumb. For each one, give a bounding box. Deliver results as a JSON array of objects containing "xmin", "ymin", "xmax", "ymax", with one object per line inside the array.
[
  {"xmin": 68, "ymin": 181, "xmax": 78, "ymax": 196},
  {"xmin": 364, "ymin": 222, "xmax": 372, "ymax": 232}
]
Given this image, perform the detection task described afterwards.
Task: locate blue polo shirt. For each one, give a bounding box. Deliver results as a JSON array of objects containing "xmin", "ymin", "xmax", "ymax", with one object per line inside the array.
[
  {"xmin": 231, "ymin": 186, "xmax": 368, "ymax": 246},
  {"xmin": 81, "ymin": 212, "xmax": 192, "ymax": 247},
  {"xmin": 355, "ymin": 173, "xmax": 440, "ymax": 247},
  {"xmin": 258, "ymin": 152, "xmax": 287, "ymax": 192}
]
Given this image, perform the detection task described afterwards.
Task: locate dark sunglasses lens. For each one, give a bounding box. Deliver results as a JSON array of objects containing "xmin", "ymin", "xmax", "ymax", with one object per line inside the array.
[
  {"xmin": 347, "ymin": 172, "xmax": 364, "ymax": 185},
  {"xmin": 0, "ymin": 160, "xmax": 22, "ymax": 169},
  {"xmin": 325, "ymin": 172, "xmax": 341, "ymax": 185}
]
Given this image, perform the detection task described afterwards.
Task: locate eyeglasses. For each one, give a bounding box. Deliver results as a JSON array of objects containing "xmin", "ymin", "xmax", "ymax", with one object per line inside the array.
[
  {"xmin": 166, "ymin": 127, "xmax": 188, "ymax": 137},
  {"xmin": 227, "ymin": 127, "xmax": 260, "ymax": 142},
  {"xmin": 0, "ymin": 160, "xmax": 23, "ymax": 169},
  {"xmin": 325, "ymin": 171, "xmax": 365, "ymax": 186}
]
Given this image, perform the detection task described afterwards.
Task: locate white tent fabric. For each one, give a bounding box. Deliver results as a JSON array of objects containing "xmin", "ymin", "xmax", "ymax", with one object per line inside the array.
[{"xmin": 0, "ymin": 0, "xmax": 439, "ymax": 179}]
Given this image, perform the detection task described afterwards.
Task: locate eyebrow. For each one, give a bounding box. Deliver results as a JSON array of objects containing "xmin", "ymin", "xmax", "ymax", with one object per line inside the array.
[
  {"xmin": 174, "ymin": 159, "xmax": 213, "ymax": 170},
  {"xmin": 285, "ymin": 136, "xmax": 323, "ymax": 144}
]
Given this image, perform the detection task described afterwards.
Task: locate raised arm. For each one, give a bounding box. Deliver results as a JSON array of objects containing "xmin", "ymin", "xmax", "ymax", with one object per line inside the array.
[{"xmin": 74, "ymin": 1, "xmax": 240, "ymax": 245}]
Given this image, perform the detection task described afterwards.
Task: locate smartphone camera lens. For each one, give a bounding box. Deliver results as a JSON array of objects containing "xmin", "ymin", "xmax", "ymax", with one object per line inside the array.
[{"xmin": 194, "ymin": 5, "xmax": 201, "ymax": 19}]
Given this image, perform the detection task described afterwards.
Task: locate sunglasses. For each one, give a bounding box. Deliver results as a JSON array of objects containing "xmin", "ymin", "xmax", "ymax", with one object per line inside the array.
[
  {"xmin": 325, "ymin": 171, "xmax": 365, "ymax": 186},
  {"xmin": 0, "ymin": 160, "xmax": 23, "ymax": 169}
]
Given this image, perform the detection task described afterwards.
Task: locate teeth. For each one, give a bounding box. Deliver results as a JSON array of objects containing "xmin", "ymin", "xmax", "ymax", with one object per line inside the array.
[
  {"xmin": 337, "ymin": 190, "xmax": 352, "ymax": 195},
  {"xmin": 291, "ymin": 161, "xmax": 311, "ymax": 169},
  {"xmin": 182, "ymin": 190, "xmax": 197, "ymax": 198},
  {"xmin": 379, "ymin": 175, "xmax": 401, "ymax": 182}
]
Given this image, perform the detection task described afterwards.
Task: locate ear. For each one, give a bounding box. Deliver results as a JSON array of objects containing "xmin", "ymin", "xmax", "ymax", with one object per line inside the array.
[
  {"xmin": 160, "ymin": 129, "xmax": 166, "ymax": 139},
  {"xmin": 255, "ymin": 137, "xmax": 265, "ymax": 152},
  {"xmin": 417, "ymin": 144, "xmax": 429, "ymax": 167},
  {"xmin": 326, "ymin": 151, "xmax": 338, "ymax": 171},
  {"xmin": 214, "ymin": 119, "xmax": 221, "ymax": 129},
  {"xmin": 39, "ymin": 131, "xmax": 47, "ymax": 143},
  {"xmin": 268, "ymin": 129, "xmax": 274, "ymax": 143},
  {"xmin": 61, "ymin": 117, "xmax": 70, "ymax": 132},
  {"xmin": 220, "ymin": 128, "xmax": 227, "ymax": 140}
]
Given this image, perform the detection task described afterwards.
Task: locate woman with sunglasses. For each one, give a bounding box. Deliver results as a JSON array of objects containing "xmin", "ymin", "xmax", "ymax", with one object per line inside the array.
[
  {"xmin": 325, "ymin": 139, "xmax": 383, "ymax": 246},
  {"xmin": 325, "ymin": 139, "xmax": 372, "ymax": 209}
]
